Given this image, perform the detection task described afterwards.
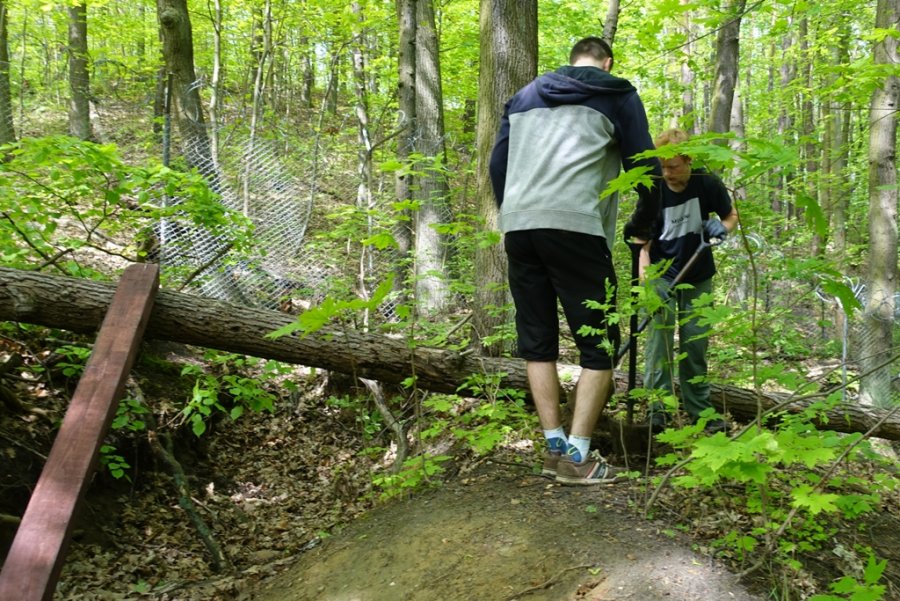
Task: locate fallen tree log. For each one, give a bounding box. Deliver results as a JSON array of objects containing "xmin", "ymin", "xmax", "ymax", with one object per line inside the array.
[{"xmin": 1, "ymin": 266, "xmax": 898, "ymax": 441}]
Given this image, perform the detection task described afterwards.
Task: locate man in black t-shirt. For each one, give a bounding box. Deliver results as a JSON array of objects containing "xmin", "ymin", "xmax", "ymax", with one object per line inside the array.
[{"xmin": 640, "ymin": 128, "xmax": 738, "ymax": 434}]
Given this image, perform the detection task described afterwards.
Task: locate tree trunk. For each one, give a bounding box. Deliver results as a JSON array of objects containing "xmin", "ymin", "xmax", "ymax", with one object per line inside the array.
[
  {"xmin": 473, "ymin": 0, "xmax": 536, "ymax": 355},
  {"xmin": 350, "ymin": 2, "xmax": 378, "ymax": 325},
  {"xmin": 393, "ymin": 0, "xmax": 416, "ymax": 301},
  {"xmin": 602, "ymin": 0, "xmax": 619, "ymax": 46},
  {"xmin": 824, "ymin": 31, "xmax": 851, "ymax": 264},
  {"xmin": 776, "ymin": 25, "xmax": 795, "ymax": 220},
  {"xmin": 67, "ymin": 2, "xmax": 92, "ymax": 141},
  {"xmin": 299, "ymin": 37, "xmax": 314, "ymax": 109},
  {"xmin": 800, "ymin": 17, "xmax": 823, "ymax": 258},
  {"xmin": 242, "ymin": 0, "xmax": 272, "ymax": 216},
  {"xmin": 679, "ymin": 2, "xmax": 697, "ymax": 134},
  {"xmin": 413, "ymin": 0, "xmax": 450, "ymax": 313},
  {"xmin": 708, "ymin": 0, "xmax": 745, "ymax": 134},
  {"xmin": 156, "ymin": 0, "xmax": 216, "ymax": 182},
  {"xmin": 2, "ymin": 267, "xmax": 898, "ymax": 441},
  {"xmin": 0, "ymin": 0, "xmax": 16, "ymax": 145},
  {"xmin": 207, "ymin": 0, "xmax": 222, "ymax": 169},
  {"xmin": 326, "ymin": 46, "xmax": 339, "ymax": 115},
  {"xmin": 860, "ymin": 0, "xmax": 899, "ymax": 409}
]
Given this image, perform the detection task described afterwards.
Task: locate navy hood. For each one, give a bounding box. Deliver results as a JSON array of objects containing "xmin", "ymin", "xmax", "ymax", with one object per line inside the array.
[{"xmin": 537, "ymin": 66, "xmax": 636, "ymax": 106}]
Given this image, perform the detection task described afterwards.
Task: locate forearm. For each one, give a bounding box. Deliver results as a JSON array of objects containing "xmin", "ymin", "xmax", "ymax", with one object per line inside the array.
[
  {"xmin": 639, "ymin": 242, "xmax": 651, "ymax": 280},
  {"xmin": 722, "ymin": 207, "xmax": 739, "ymax": 232}
]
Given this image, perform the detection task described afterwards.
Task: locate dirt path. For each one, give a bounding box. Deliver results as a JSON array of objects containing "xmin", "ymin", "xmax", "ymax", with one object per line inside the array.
[{"xmin": 250, "ymin": 461, "xmax": 765, "ymax": 601}]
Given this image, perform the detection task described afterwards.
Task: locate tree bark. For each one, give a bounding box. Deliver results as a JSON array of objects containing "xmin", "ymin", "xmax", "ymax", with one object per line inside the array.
[
  {"xmin": 0, "ymin": 0, "xmax": 16, "ymax": 145},
  {"xmin": 679, "ymin": 2, "xmax": 697, "ymax": 134},
  {"xmin": 708, "ymin": 0, "xmax": 745, "ymax": 134},
  {"xmin": 156, "ymin": 0, "xmax": 216, "ymax": 182},
  {"xmin": 800, "ymin": 16, "xmax": 822, "ymax": 258},
  {"xmin": 299, "ymin": 36, "xmax": 314, "ymax": 109},
  {"xmin": 473, "ymin": 0, "xmax": 537, "ymax": 355},
  {"xmin": 823, "ymin": 28, "xmax": 851, "ymax": 264},
  {"xmin": 1, "ymin": 266, "xmax": 898, "ymax": 441},
  {"xmin": 602, "ymin": 0, "xmax": 620, "ymax": 48},
  {"xmin": 350, "ymin": 2, "xmax": 378, "ymax": 326},
  {"xmin": 413, "ymin": 0, "xmax": 451, "ymax": 313},
  {"xmin": 860, "ymin": 0, "xmax": 899, "ymax": 409},
  {"xmin": 207, "ymin": 0, "xmax": 222, "ymax": 169},
  {"xmin": 67, "ymin": 2, "xmax": 93, "ymax": 141},
  {"xmin": 393, "ymin": 0, "xmax": 416, "ymax": 301}
]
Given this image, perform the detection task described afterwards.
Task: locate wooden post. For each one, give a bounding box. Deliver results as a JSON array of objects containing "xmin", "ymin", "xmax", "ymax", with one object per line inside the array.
[{"xmin": 0, "ymin": 264, "xmax": 159, "ymax": 601}]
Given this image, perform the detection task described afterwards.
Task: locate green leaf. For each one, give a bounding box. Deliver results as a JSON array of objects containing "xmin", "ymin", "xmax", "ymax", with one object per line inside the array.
[
  {"xmin": 863, "ymin": 553, "xmax": 888, "ymax": 586},
  {"xmin": 795, "ymin": 191, "xmax": 828, "ymax": 238},
  {"xmin": 599, "ymin": 165, "xmax": 654, "ymax": 199},
  {"xmin": 818, "ymin": 277, "xmax": 863, "ymax": 317},
  {"xmin": 363, "ymin": 231, "xmax": 397, "ymax": 250},
  {"xmin": 191, "ymin": 413, "xmax": 207, "ymax": 437},
  {"xmin": 790, "ymin": 484, "xmax": 840, "ymax": 515}
]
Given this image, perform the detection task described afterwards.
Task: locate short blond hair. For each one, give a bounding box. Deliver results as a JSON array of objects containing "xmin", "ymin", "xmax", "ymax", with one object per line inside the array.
[{"xmin": 654, "ymin": 128, "xmax": 690, "ymax": 149}]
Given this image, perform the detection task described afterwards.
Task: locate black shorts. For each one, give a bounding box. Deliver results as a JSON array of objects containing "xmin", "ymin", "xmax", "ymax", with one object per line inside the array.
[{"xmin": 505, "ymin": 229, "xmax": 619, "ymax": 370}]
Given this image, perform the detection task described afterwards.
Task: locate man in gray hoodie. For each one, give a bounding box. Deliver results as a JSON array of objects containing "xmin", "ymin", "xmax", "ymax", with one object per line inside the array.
[{"xmin": 489, "ymin": 36, "xmax": 659, "ymax": 485}]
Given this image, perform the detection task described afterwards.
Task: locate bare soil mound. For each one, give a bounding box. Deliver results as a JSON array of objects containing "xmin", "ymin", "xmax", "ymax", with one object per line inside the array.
[{"xmin": 251, "ymin": 461, "xmax": 764, "ymax": 601}]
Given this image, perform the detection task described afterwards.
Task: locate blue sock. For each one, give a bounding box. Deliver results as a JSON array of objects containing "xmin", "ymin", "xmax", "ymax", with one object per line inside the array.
[
  {"xmin": 543, "ymin": 427, "xmax": 567, "ymax": 453},
  {"xmin": 566, "ymin": 436, "xmax": 591, "ymax": 463}
]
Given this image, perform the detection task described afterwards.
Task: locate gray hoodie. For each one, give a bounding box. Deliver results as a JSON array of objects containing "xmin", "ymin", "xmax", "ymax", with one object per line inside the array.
[{"xmin": 489, "ymin": 66, "xmax": 659, "ymax": 244}]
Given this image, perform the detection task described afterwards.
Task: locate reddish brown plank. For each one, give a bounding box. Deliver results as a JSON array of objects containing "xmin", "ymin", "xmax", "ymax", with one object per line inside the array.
[{"xmin": 0, "ymin": 263, "xmax": 159, "ymax": 601}]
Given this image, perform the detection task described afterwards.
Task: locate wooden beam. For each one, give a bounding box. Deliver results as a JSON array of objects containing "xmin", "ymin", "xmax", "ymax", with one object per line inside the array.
[{"xmin": 0, "ymin": 264, "xmax": 159, "ymax": 601}]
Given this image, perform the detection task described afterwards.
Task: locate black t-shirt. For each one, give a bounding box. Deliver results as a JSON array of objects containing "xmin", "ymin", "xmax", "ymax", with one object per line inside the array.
[{"xmin": 649, "ymin": 168, "xmax": 733, "ymax": 283}]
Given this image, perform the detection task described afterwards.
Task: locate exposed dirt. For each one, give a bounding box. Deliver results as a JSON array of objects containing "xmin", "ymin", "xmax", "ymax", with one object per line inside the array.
[{"xmin": 250, "ymin": 460, "xmax": 764, "ymax": 601}]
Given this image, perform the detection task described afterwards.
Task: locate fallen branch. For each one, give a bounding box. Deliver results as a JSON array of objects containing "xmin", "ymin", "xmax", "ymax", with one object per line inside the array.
[
  {"xmin": 133, "ymin": 379, "xmax": 231, "ymax": 574},
  {"xmin": 360, "ymin": 378, "xmax": 409, "ymax": 473},
  {"xmin": 146, "ymin": 426, "xmax": 231, "ymax": 573},
  {"xmin": 504, "ymin": 563, "xmax": 597, "ymax": 600}
]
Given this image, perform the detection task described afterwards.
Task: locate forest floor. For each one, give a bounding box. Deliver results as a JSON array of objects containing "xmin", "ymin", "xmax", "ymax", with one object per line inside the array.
[{"xmin": 1, "ymin": 339, "xmax": 900, "ymax": 601}]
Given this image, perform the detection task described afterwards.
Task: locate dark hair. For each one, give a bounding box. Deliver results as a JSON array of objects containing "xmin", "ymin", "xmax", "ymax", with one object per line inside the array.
[{"xmin": 569, "ymin": 36, "xmax": 614, "ymax": 69}]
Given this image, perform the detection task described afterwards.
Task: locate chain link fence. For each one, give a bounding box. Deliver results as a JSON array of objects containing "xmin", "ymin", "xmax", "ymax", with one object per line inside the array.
[{"xmin": 157, "ymin": 85, "xmax": 366, "ymax": 312}]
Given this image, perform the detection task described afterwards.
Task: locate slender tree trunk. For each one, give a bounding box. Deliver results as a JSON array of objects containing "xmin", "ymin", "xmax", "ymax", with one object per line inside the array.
[
  {"xmin": 207, "ymin": 0, "xmax": 222, "ymax": 169},
  {"xmin": 474, "ymin": 0, "xmax": 537, "ymax": 355},
  {"xmin": 413, "ymin": 0, "xmax": 450, "ymax": 313},
  {"xmin": 860, "ymin": 0, "xmax": 899, "ymax": 409},
  {"xmin": 350, "ymin": 2, "xmax": 376, "ymax": 325},
  {"xmin": 393, "ymin": 0, "xmax": 416, "ymax": 299},
  {"xmin": 67, "ymin": 2, "xmax": 92, "ymax": 141},
  {"xmin": 679, "ymin": 2, "xmax": 697, "ymax": 134},
  {"xmin": 326, "ymin": 44, "xmax": 339, "ymax": 115},
  {"xmin": 728, "ymin": 84, "xmax": 751, "ymax": 307},
  {"xmin": 242, "ymin": 0, "xmax": 272, "ymax": 217},
  {"xmin": 299, "ymin": 37, "xmax": 314, "ymax": 110},
  {"xmin": 156, "ymin": 0, "xmax": 241, "ymax": 306},
  {"xmin": 15, "ymin": 12, "xmax": 24, "ymax": 129},
  {"xmin": 0, "ymin": 0, "xmax": 15, "ymax": 145},
  {"xmin": 824, "ymin": 26, "xmax": 851, "ymax": 265},
  {"xmin": 156, "ymin": 0, "xmax": 216, "ymax": 182},
  {"xmin": 708, "ymin": 0, "xmax": 745, "ymax": 134},
  {"xmin": 602, "ymin": 0, "xmax": 619, "ymax": 46},
  {"xmin": 152, "ymin": 66, "xmax": 166, "ymax": 137},
  {"xmin": 776, "ymin": 25, "xmax": 796, "ymax": 220},
  {"xmin": 801, "ymin": 17, "xmax": 824, "ymax": 257}
]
